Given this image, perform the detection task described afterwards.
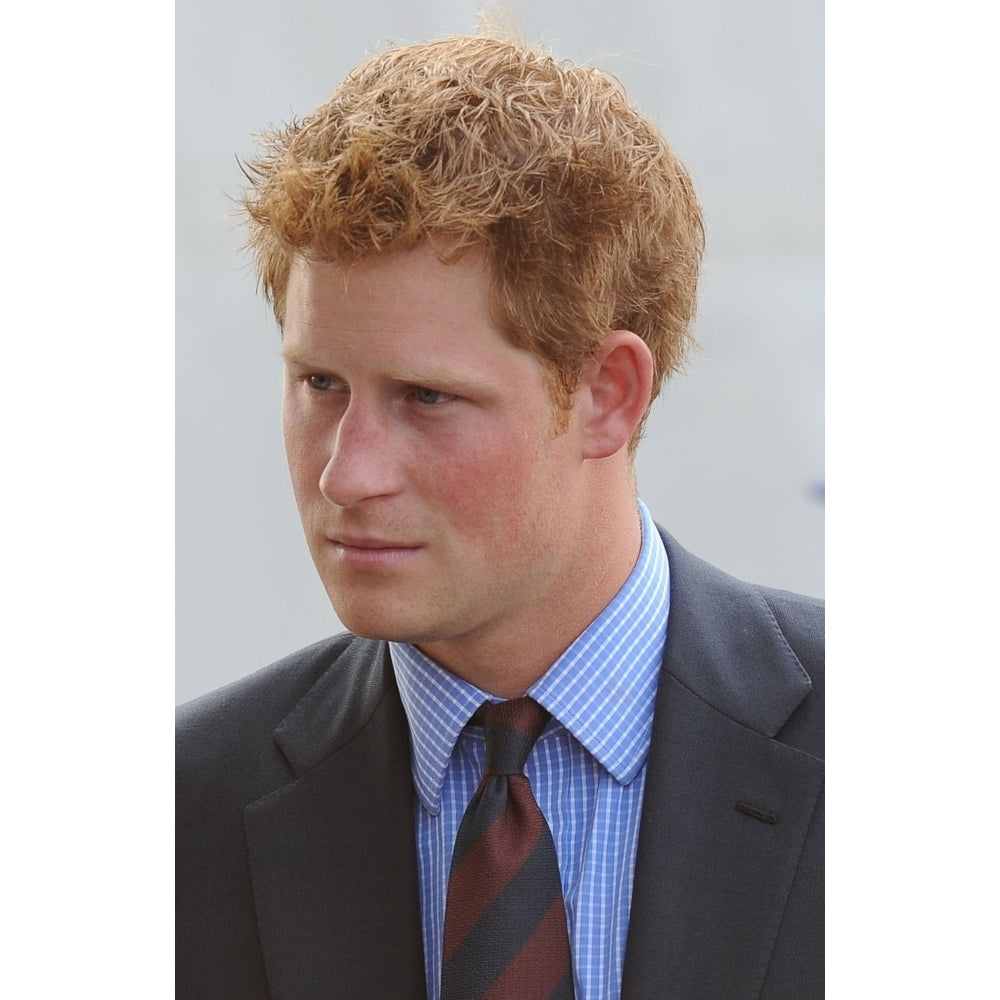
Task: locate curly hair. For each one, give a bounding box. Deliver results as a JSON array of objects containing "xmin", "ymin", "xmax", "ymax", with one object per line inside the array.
[{"xmin": 241, "ymin": 33, "xmax": 704, "ymax": 446}]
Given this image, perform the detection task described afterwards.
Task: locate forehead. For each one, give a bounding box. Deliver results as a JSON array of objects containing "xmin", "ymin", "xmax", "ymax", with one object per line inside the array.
[{"xmin": 283, "ymin": 246, "xmax": 494, "ymax": 333}]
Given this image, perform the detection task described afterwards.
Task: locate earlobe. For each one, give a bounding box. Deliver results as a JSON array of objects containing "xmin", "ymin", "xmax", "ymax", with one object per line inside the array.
[{"xmin": 580, "ymin": 330, "xmax": 654, "ymax": 460}]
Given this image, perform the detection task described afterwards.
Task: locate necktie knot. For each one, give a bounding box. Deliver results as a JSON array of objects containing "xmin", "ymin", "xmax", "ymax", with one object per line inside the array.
[{"xmin": 476, "ymin": 697, "xmax": 550, "ymax": 776}]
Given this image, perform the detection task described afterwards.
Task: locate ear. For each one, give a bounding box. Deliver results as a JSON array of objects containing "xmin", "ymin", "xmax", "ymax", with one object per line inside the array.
[{"xmin": 578, "ymin": 330, "xmax": 654, "ymax": 460}]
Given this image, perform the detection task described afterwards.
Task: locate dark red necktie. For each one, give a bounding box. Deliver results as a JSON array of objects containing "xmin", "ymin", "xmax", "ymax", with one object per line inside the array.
[{"xmin": 440, "ymin": 697, "xmax": 575, "ymax": 1000}]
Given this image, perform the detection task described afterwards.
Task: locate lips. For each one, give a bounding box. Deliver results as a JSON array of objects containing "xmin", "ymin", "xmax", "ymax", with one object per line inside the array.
[
  {"xmin": 332, "ymin": 536, "xmax": 420, "ymax": 550},
  {"xmin": 328, "ymin": 535, "xmax": 423, "ymax": 570}
]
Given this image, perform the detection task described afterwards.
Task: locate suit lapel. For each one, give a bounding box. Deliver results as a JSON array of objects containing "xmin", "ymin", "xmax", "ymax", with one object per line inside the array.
[
  {"xmin": 620, "ymin": 533, "xmax": 823, "ymax": 999},
  {"xmin": 243, "ymin": 639, "xmax": 427, "ymax": 1000}
]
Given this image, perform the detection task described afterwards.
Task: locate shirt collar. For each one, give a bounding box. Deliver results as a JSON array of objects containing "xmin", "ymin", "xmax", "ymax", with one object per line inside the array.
[{"xmin": 391, "ymin": 499, "xmax": 669, "ymax": 814}]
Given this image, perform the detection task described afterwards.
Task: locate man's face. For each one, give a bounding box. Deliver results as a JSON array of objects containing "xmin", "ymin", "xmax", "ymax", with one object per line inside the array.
[{"xmin": 281, "ymin": 246, "xmax": 593, "ymax": 679}]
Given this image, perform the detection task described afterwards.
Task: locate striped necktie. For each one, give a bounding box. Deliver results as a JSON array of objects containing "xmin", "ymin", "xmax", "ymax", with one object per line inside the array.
[{"xmin": 440, "ymin": 697, "xmax": 575, "ymax": 1000}]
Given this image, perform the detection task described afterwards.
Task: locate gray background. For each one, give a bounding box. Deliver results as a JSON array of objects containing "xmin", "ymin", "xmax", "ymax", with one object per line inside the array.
[{"xmin": 176, "ymin": 0, "xmax": 823, "ymax": 705}]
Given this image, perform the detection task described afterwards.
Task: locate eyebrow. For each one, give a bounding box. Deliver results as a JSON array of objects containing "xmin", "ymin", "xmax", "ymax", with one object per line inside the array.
[
  {"xmin": 279, "ymin": 348, "xmax": 328, "ymax": 367},
  {"xmin": 389, "ymin": 365, "xmax": 498, "ymax": 391}
]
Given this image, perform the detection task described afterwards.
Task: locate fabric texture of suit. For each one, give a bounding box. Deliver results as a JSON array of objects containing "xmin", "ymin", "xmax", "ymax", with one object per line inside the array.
[{"xmin": 176, "ymin": 528, "xmax": 824, "ymax": 999}]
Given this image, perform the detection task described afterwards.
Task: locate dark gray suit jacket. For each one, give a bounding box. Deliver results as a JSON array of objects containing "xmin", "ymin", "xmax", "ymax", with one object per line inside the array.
[{"xmin": 176, "ymin": 529, "xmax": 824, "ymax": 998}]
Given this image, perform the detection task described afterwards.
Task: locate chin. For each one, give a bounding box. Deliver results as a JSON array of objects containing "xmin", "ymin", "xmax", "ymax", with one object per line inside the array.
[{"xmin": 328, "ymin": 596, "xmax": 426, "ymax": 644}]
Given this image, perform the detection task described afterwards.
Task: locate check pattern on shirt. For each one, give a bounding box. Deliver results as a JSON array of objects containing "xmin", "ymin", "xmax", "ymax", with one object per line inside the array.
[{"xmin": 391, "ymin": 499, "xmax": 669, "ymax": 1000}]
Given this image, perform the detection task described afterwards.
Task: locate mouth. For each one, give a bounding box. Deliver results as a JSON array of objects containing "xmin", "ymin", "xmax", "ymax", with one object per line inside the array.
[
  {"xmin": 329, "ymin": 536, "xmax": 423, "ymax": 569},
  {"xmin": 333, "ymin": 535, "xmax": 420, "ymax": 550}
]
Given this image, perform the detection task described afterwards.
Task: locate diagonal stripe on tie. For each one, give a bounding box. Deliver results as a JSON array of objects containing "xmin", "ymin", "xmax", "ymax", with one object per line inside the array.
[{"xmin": 483, "ymin": 897, "xmax": 577, "ymax": 1000}]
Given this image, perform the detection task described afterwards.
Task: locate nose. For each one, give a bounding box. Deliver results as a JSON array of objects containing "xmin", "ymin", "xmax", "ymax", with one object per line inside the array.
[{"xmin": 317, "ymin": 399, "xmax": 404, "ymax": 508}]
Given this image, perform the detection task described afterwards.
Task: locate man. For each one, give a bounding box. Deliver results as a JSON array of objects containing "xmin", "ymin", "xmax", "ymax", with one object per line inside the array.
[{"xmin": 176, "ymin": 32, "xmax": 823, "ymax": 1000}]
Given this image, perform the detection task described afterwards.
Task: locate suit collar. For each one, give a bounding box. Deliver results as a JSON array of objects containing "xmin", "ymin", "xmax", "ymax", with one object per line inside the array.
[
  {"xmin": 657, "ymin": 526, "xmax": 812, "ymax": 736},
  {"xmin": 272, "ymin": 633, "xmax": 395, "ymax": 775}
]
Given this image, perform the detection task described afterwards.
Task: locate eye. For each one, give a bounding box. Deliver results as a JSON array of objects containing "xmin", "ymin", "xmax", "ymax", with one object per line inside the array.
[
  {"xmin": 308, "ymin": 374, "xmax": 335, "ymax": 391},
  {"xmin": 414, "ymin": 386, "xmax": 453, "ymax": 405}
]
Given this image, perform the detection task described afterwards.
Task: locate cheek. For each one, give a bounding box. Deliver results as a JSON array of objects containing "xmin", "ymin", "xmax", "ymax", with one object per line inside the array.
[{"xmin": 414, "ymin": 430, "xmax": 553, "ymax": 539}]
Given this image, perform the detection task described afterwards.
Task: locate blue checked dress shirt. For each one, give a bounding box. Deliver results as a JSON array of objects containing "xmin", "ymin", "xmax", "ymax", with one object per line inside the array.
[{"xmin": 390, "ymin": 499, "xmax": 670, "ymax": 1000}]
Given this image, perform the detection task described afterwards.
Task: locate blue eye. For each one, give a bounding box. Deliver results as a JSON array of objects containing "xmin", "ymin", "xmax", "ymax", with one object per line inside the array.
[
  {"xmin": 415, "ymin": 386, "xmax": 449, "ymax": 405},
  {"xmin": 308, "ymin": 375, "xmax": 334, "ymax": 391}
]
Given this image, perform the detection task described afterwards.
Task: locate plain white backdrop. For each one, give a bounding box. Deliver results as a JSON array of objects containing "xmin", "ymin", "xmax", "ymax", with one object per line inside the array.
[{"xmin": 176, "ymin": 0, "xmax": 825, "ymax": 704}]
